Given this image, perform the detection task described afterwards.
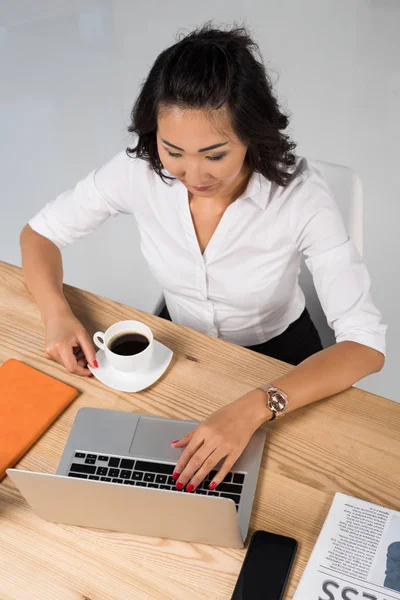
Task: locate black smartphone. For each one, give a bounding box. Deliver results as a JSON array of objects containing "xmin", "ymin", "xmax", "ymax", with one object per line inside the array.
[{"xmin": 230, "ymin": 530, "xmax": 298, "ymax": 600}]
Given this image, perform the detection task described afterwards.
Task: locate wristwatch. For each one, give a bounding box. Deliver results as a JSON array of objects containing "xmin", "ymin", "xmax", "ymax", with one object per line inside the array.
[{"xmin": 258, "ymin": 384, "xmax": 289, "ymax": 422}]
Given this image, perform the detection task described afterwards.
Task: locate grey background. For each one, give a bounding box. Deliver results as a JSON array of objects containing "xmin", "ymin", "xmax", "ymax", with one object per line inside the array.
[{"xmin": 1, "ymin": 0, "xmax": 399, "ymax": 400}]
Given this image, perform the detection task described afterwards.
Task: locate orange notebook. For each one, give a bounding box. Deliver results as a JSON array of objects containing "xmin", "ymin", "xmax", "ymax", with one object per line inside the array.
[{"xmin": 0, "ymin": 359, "xmax": 78, "ymax": 481}]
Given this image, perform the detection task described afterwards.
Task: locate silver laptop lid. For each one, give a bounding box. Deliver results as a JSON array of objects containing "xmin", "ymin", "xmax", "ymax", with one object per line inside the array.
[{"xmin": 6, "ymin": 470, "xmax": 244, "ymax": 548}]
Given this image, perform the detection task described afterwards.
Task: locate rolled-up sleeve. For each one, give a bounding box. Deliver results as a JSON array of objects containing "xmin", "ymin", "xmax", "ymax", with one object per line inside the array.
[
  {"xmin": 290, "ymin": 171, "xmax": 387, "ymax": 356},
  {"xmin": 29, "ymin": 150, "xmax": 134, "ymax": 248}
]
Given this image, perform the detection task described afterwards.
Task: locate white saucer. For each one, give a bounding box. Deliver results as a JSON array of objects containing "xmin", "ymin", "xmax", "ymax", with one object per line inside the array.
[{"xmin": 88, "ymin": 341, "xmax": 173, "ymax": 392}]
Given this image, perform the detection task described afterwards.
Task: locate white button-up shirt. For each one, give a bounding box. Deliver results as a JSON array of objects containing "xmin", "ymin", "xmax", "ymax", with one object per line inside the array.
[{"xmin": 29, "ymin": 150, "xmax": 386, "ymax": 355}]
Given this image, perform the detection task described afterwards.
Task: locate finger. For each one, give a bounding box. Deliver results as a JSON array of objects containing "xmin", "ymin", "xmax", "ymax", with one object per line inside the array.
[
  {"xmin": 208, "ymin": 451, "xmax": 241, "ymax": 491},
  {"xmin": 58, "ymin": 344, "xmax": 92, "ymax": 377},
  {"xmin": 171, "ymin": 429, "xmax": 195, "ymax": 479},
  {"xmin": 184, "ymin": 448, "xmax": 227, "ymax": 492},
  {"xmin": 176, "ymin": 442, "xmax": 217, "ymax": 490},
  {"xmin": 45, "ymin": 347, "xmax": 60, "ymax": 363},
  {"xmin": 75, "ymin": 350, "xmax": 87, "ymax": 363},
  {"xmin": 77, "ymin": 331, "xmax": 98, "ymax": 368},
  {"xmin": 171, "ymin": 432, "xmax": 192, "ymax": 449},
  {"xmin": 46, "ymin": 344, "xmax": 91, "ymax": 376},
  {"xmin": 77, "ymin": 357, "xmax": 94, "ymax": 376},
  {"xmin": 73, "ymin": 346, "xmax": 93, "ymax": 377},
  {"xmin": 73, "ymin": 362, "xmax": 92, "ymax": 376},
  {"xmin": 46, "ymin": 346, "xmax": 91, "ymax": 376},
  {"xmin": 173, "ymin": 436, "xmax": 204, "ymax": 484}
]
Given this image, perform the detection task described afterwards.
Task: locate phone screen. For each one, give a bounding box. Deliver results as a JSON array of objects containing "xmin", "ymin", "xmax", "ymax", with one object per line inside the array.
[{"xmin": 231, "ymin": 530, "xmax": 297, "ymax": 600}]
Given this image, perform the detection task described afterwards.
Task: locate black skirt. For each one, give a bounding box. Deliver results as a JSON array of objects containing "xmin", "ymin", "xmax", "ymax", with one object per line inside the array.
[{"xmin": 158, "ymin": 305, "xmax": 323, "ymax": 366}]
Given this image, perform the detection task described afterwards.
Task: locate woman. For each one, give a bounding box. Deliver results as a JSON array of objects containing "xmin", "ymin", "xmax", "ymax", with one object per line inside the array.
[{"xmin": 20, "ymin": 24, "xmax": 386, "ymax": 494}]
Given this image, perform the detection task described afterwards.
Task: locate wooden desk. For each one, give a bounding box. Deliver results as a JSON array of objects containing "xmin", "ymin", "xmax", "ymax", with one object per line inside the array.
[{"xmin": 0, "ymin": 261, "xmax": 399, "ymax": 600}]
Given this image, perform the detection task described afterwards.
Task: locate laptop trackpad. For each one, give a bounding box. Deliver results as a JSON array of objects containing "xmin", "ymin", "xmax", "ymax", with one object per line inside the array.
[{"xmin": 128, "ymin": 416, "xmax": 198, "ymax": 462}]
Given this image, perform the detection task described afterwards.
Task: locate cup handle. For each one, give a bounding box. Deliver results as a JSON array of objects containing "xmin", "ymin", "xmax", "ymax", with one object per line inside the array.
[{"xmin": 93, "ymin": 332, "xmax": 106, "ymax": 350}]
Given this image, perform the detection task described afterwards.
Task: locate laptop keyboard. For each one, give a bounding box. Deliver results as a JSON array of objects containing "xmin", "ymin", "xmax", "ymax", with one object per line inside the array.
[{"xmin": 67, "ymin": 451, "xmax": 246, "ymax": 511}]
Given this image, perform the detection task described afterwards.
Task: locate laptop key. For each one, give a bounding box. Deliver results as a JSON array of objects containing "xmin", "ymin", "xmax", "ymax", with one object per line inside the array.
[
  {"xmin": 167, "ymin": 476, "xmax": 175, "ymax": 486},
  {"xmin": 69, "ymin": 472, "xmax": 88, "ymax": 479},
  {"xmin": 85, "ymin": 458, "xmax": 95, "ymax": 464},
  {"xmin": 233, "ymin": 473, "xmax": 245, "ymax": 485},
  {"xmin": 136, "ymin": 481, "xmax": 147, "ymax": 487},
  {"xmin": 100, "ymin": 477, "xmax": 112, "ymax": 482},
  {"xmin": 96, "ymin": 467, "xmax": 108, "ymax": 476},
  {"xmin": 223, "ymin": 473, "xmax": 233, "ymax": 483},
  {"xmin": 112, "ymin": 478, "xmax": 123, "ymax": 484},
  {"xmin": 108, "ymin": 457, "xmax": 120, "ymax": 468},
  {"xmin": 98, "ymin": 455, "xmax": 109, "ymax": 461},
  {"xmin": 155, "ymin": 474, "xmax": 167, "ymax": 484},
  {"xmin": 144, "ymin": 473, "xmax": 155, "ymax": 483},
  {"xmin": 124, "ymin": 480, "xmax": 135, "ymax": 485},
  {"xmin": 197, "ymin": 490, "xmax": 207, "ymax": 495},
  {"xmin": 74, "ymin": 452, "xmax": 85, "ymax": 458},
  {"xmin": 208, "ymin": 491, "xmax": 219, "ymax": 496},
  {"xmin": 131, "ymin": 472, "xmax": 143, "ymax": 481},
  {"xmin": 120, "ymin": 459, "xmax": 135, "ymax": 469},
  {"xmin": 88, "ymin": 475, "xmax": 100, "ymax": 480},
  {"xmin": 109, "ymin": 469, "xmax": 120, "ymax": 478},
  {"xmin": 135, "ymin": 461, "xmax": 174, "ymax": 475},
  {"xmin": 148, "ymin": 483, "xmax": 159, "ymax": 489},
  {"xmin": 215, "ymin": 482, "xmax": 242, "ymax": 495},
  {"xmin": 87, "ymin": 454, "xmax": 97, "ymax": 460},
  {"xmin": 120, "ymin": 470, "xmax": 132, "ymax": 479},
  {"xmin": 70, "ymin": 463, "xmax": 96, "ymax": 474},
  {"xmin": 160, "ymin": 485, "xmax": 170, "ymax": 490},
  {"xmin": 220, "ymin": 493, "xmax": 241, "ymax": 504}
]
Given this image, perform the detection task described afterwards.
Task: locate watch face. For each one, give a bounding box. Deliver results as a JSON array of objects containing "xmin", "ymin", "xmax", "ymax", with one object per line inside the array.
[{"xmin": 269, "ymin": 392, "xmax": 288, "ymax": 413}]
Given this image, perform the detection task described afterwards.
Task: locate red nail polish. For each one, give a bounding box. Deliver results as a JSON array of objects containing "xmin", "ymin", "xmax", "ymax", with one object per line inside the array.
[
  {"xmin": 209, "ymin": 481, "xmax": 217, "ymax": 490},
  {"xmin": 176, "ymin": 481, "xmax": 184, "ymax": 490},
  {"xmin": 186, "ymin": 484, "xmax": 194, "ymax": 492},
  {"xmin": 173, "ymin": 471, "xmax": 180, "ymax": 480},
  {"xmin": 93, "ymin": 360, "xmax": 99, "ymax": 368},
  {"xmin": 171, "ymin": 440, "xmax": 179, "ymax": 444}
]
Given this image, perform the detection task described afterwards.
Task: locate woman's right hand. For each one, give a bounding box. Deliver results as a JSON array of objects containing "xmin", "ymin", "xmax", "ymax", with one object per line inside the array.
[{"xmin": 44, "ymin": 311, "xmax": 98, "ymax": 377}]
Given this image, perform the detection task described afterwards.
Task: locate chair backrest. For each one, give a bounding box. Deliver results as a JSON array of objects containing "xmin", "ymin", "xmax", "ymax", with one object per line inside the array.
[{"xmin": 299, "ymin": 159, "xmax": 363, "ymax": 348}]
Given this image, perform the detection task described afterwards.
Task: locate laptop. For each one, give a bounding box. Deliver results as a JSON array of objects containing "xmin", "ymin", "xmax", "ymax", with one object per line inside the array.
[{"xmin": 7, "ymin": 407, "xmax": 266, "ymax": 548}]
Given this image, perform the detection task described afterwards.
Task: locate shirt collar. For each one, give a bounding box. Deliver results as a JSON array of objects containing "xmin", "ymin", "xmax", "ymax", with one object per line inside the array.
[{"xmin": 236, "ymin": 170, "xmax": 271, "ymax": 210}]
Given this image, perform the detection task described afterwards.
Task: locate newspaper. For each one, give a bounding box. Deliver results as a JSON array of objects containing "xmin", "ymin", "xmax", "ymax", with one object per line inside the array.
[{"xmin": 294, "ymin": 493, "xmax": 400, "ymax": 600}]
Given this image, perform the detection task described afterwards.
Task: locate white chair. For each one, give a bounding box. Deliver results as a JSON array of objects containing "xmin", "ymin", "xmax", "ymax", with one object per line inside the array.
[{"xmin": 301, "ymin": 158, "xmax": 363, "ymax": 348}]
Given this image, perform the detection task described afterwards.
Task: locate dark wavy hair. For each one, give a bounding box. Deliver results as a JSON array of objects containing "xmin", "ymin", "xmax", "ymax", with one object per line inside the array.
[{"xmin": 127, "ymin": 23, "xmax": 296, "ymax": 187}]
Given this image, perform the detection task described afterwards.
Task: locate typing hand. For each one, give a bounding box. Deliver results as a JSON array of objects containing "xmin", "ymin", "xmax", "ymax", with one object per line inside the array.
[{"xmin": 171, "ymin": 389, "xmax": 270, "ymax": 492}]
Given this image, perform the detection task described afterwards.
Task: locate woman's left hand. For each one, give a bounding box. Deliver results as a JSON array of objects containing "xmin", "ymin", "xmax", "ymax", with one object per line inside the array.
[{"xmin": 171, "ymin": 389, "xmax": 271, "ymax": 492}]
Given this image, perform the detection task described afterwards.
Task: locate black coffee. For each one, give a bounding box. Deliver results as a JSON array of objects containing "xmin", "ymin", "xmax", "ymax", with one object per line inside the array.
[{"xmin": 108, "ymin": 332, "xmax": 150, "ymax": 356}]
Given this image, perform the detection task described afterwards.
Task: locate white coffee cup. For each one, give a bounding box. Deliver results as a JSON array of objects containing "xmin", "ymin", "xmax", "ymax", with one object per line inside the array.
[{"xmin": 93, "ymin": 320, "xmax": 154, "ymax": 373}]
